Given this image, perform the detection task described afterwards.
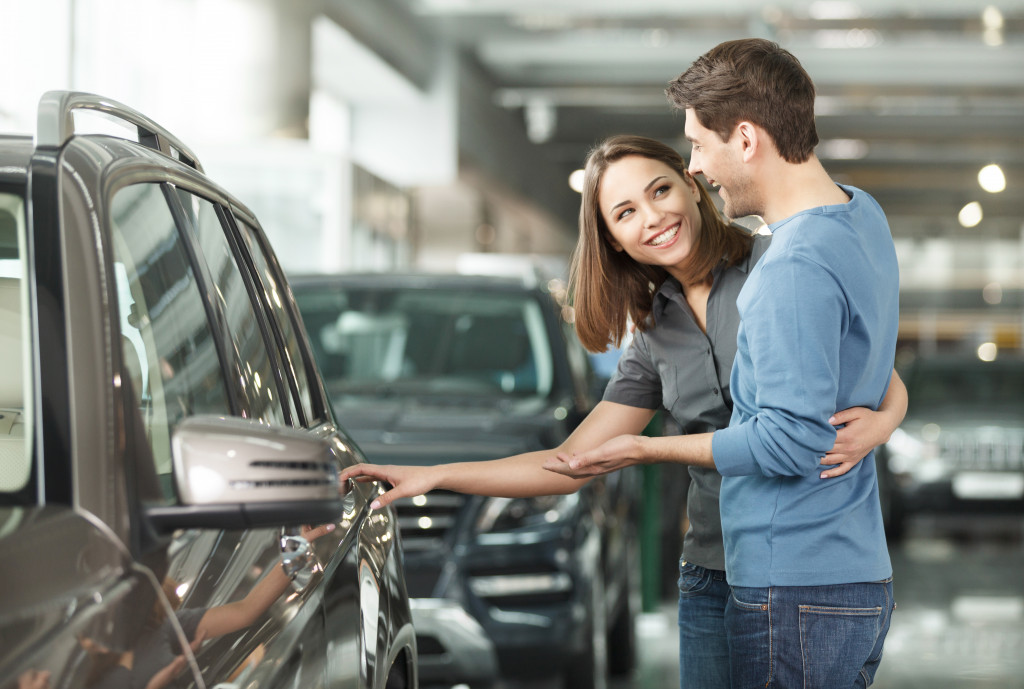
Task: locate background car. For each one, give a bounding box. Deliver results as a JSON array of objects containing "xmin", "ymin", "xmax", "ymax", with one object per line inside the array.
[
  {"xmin": 0, "ymin": 92, "xmax": 416, "ymax": 689},
  {"xmin": 292, "ymin": 272, "xmax": 642, "ymax": 689},
  {"xmin": 877, "ymin": 354, "xmax": 1024, "ymax": 539}
]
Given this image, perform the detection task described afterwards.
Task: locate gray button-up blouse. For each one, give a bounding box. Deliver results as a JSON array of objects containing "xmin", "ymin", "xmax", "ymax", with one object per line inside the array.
[{"xmin": 603, "ymin": 233, "xmax": 771, "ymax": 570}]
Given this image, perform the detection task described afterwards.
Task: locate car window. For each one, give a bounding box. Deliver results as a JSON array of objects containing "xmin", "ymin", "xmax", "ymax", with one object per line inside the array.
[
  {"xmin": 173, "ymin": 189, "xmax": 289, "ymax": 426},
  {"xmin": 296, "ymin": 286, "xmax": 553, "ymax": 400},
  {"xmin": 235, "ymin": 216, "xmax": 319, "ymax": 426},
  {"xmin": 0, "ymin": 190, "xmax": 31, "ymax": 496},
  {"xmin": 110, "ymin": 183, "xmax": 234, "ymax": 503}
]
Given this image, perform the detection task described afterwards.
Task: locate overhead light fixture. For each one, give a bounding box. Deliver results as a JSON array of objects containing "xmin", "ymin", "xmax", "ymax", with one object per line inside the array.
[
  {"xmin": 525, "ymin": 98, "xmax": 556, "ymax": 144},
  {"xmin": 978, "ymin": 164, "xmax": 1006, "ymax": 193},
  {"xmin": 809, "ymin": 1, "xmax": 862, "ymax": 20},
  {"xmin": 958, "ymin": 201, "xmax": 983, "ymax": 228},
  {"xmin": 982, "ymin": 5, "xmax": 1004, "ymax": 30},
  {"xmin": 977, "ymin": 342, "xmax": 998, "ymax": 362},
  {"xmin": 568, "ymin": 169, "xmax": 585, "ymax": 193},
  {"xmin": 982, "ymin": 6, "xmax": 1004, "ymax": 46}
]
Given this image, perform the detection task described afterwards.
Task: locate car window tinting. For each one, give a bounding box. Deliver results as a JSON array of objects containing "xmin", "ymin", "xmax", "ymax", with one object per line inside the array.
[
  {"xmin": 235, "ymin": 217, "xmax": 319, "ymax": 426},
  {"xmin": 0, "ymin": 190, "xmax": 31, "ymax": 496},
  {"xmin": 296, "ymin": 287, "xmax": 553, "ymax": 400},
  {"xmin": 174, "ymin": 190, "xmax": 287, "ymax": 426},
  {"xmin": 110, "ymin": 184, "xmax": 235, "ymax": 503}
]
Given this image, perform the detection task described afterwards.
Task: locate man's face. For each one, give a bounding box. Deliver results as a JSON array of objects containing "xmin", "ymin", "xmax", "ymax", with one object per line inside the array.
[{"xmin": 684, "ymin": 109, "xmax": 763, "ymax": 220}]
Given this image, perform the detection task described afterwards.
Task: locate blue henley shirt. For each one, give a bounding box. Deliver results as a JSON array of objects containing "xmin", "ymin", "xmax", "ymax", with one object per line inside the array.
[{"xmin": 711, "ymin": 184, "xmax": 899, "ymax": 587}]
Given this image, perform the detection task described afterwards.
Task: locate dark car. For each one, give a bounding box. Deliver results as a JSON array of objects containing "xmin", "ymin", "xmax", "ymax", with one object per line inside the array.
[
  {"xmin": 877, "ymin": 354, "xmax": 1024, "ymax": 538},
  {"xmin": 0, "ymin": 92, "xmax": 416, "ymax": 689},
  {"xmin": 292, "ymin": 273, "xmax": 641, "ymax": 689}
]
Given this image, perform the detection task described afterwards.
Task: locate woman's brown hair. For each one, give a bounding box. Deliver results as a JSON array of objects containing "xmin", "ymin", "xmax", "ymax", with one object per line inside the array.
[{"xmin": 568, "ymin": 135, "xmax": 753, "ymax": 352}]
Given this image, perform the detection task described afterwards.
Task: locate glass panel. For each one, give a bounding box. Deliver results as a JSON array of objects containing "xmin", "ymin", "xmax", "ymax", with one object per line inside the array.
[
  {"xmin": 174, "ymin": 190, "xmax": 287, "ymax": 425},
  {"xmin": 235, "ymin": 217, "xmax": 319, "ymax": 426},
  {"xmin": 295, "ymin": 285, "xmax": 552, "ymax": 405},
  {"xmin": 0, "ymin": 190, "xmax": 31, "ymax": 495},
  {"xmin": 110, "ymin": 184, "xmax": 232, "ymax": 503}
]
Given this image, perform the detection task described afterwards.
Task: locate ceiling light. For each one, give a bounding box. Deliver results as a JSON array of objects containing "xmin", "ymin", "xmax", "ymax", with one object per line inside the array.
[
  {"xmin": 568, "ymin": 169, "xmax": 585, "ymax": 193},
  {"xmin": 982, "ymin": 282, "xmax": 1003, "ymax": 305},
  {"xmin": 982, "ymin": 6, "xmax": 1004, "ymax": 30},
  {"xmin": 958, "ymin": 201, "xmax": 983, "ymax": 228},
  {"xmin": 977, "ymin": 342, "xmax": 998, "ymax": 362},
  {"xmin": 978, "ymin": 164, "xmax": 1006, "ymax": 193},
  {"xmin": 809, "ymin": 1, "xmax": 862, "ymax": 20}
]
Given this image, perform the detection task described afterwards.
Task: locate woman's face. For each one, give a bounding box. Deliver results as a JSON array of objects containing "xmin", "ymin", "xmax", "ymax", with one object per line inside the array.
[{"xmin": 598, "ymin": 155, "xmax": 703, "ymax": 279}]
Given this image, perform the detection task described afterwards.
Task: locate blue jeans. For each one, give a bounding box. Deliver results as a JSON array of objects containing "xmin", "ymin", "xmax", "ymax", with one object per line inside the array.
[
  {"xmin": 677, "ymin": 561, "xmax": 730, "ymax": 689},
  {"xmin": 725, "ymin": 578, "xmax": 895, "ymax": 689}
]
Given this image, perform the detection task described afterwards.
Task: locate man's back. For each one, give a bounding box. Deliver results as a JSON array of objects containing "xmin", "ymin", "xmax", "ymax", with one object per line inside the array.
[{"xmin": 714, "ymin": 184, "xmax": 899, "ymax": 587}]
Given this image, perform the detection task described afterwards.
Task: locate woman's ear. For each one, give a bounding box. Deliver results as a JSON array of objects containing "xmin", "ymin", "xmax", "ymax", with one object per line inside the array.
[{"xmin": 605, "ymin": 233, "xmax": 624, "ymax": 252}]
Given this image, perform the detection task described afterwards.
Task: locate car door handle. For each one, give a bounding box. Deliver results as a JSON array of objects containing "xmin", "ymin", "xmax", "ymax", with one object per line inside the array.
[{"xmin": 280, "ymin": 532, "xmax": 313, "ymax": 587}]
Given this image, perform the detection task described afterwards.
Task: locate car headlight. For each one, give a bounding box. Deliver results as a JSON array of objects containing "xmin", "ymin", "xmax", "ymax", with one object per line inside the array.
[{"xmin": 474, "ymin": 493, "xmax": 579, "ymax": 534}]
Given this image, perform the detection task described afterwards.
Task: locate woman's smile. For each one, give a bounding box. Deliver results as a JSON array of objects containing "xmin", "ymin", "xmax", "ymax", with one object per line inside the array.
[{"xmin": 646, "ymin": 224, "xmax": 680, "ymax": 247}]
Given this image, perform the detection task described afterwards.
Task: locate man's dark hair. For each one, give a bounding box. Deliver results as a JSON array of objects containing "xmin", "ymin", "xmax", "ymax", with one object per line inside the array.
[{"xmin": 666, "ymin": 38, "xmax": 819, "ymax": 163}]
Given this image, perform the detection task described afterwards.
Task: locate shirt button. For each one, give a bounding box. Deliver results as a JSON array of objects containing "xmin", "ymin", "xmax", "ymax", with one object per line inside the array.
[{"xmin": 712, "ymin": 388, "xmax": 720, "ymax": 396}]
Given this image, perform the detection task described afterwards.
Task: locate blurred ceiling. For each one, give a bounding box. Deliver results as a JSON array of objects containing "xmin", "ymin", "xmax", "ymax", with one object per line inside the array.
[{"xmin": 391, "ymin": 0, "xmax": 1024, "ymax": 241}]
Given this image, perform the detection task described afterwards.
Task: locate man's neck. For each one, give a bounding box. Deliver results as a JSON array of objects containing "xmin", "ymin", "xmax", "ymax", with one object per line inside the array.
[{"xmin": 759, "ymin": 154, "xmax": 850, "ymax": 225}]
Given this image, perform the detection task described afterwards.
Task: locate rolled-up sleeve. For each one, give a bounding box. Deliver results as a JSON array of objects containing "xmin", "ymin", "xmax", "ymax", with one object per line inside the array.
[{"xmin": 713, "ymin": 253, "xmax": 843, "ymax": 477}]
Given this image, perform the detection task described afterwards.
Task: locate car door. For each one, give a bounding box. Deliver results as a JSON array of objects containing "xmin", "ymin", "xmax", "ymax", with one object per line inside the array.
[
  {"xmin": 227, "ymin": 210, "xmax": 367, "ymax": 689},
  {"xmin": 106, "ymin": 180, "xmax": 331, "ymax": 689}
]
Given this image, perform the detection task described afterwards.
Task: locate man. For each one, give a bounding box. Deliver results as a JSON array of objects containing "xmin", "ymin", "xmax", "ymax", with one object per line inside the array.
[{"xmin": 549, "ymin": 38, "xmax": 899, "ymax": 687}]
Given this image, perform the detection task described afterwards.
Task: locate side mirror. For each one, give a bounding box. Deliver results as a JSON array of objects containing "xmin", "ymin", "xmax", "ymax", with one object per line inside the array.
[{"xmin": 146, "ymin": 415, "xmax": 348, "ymax": 533}]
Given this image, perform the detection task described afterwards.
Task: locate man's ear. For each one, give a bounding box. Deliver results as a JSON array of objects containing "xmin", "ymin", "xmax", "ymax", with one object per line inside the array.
[{"xmin": 735, "ymin": 121, "xmax": 759, "ymax": 162}]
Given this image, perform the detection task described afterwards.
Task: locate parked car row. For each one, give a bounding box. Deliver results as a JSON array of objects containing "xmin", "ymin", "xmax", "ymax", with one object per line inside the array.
[
  {"xmin": 292, "ymin": 273, "xmax": 642, "ymax": 689},
  {"xmin": 0, "ymin": 92, "xmax": 415, "ymax": 689}
]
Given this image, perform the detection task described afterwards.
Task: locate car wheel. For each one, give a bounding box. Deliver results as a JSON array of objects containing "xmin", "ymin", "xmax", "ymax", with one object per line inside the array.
[
  {"xmin": 384, "ymin": 662, "xmax": 407, "ymax": 689},
  {"xmin": 607, "ymin": 537, "xmax": 639, "ymax": 676},
  {"xmin": 564, "ymin": 548, "xmax": 608, "ymax": 689}
]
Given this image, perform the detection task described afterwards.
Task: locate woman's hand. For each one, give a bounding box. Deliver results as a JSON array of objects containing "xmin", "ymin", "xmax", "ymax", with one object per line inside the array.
[
  {"xmin": 820, "ymin": 406, "xmax": 894, "ymax": 479},
  {"xmin": 338, "ymin": 463, "xmax": 441, "ymax": 510}
]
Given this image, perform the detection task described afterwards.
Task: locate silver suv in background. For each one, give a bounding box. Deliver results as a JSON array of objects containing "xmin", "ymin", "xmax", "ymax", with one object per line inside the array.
[
  {"xmin": 0, "ymin": 93, "xmax": 416, "ymax": 689},
  {"xmin": 878, "ymin": 354, "xmax": 1024, "ymax": 538}
]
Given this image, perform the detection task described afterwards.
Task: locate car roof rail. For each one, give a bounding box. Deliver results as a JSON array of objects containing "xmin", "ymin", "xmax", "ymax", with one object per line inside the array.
[{"xmin": 35, "ymin": 90, "xmax": 204, "ymax": 172}]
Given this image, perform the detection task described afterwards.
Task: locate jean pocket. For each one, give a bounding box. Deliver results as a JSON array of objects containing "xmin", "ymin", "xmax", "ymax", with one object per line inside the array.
[
  {"xmin": 729, "ymin": 586, "xmax": 769, "ymax": 612},
  {"xmin": 678, "ymin": 561, "xmax": 712, "ymax": 595},
  {"xmin": 798, "ymin": 604, "xmax": 884, "ymax": 686}
]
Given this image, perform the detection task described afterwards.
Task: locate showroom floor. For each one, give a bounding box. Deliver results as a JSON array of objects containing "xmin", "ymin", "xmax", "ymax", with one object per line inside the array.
[{"xmin": 501, "ymin": 516, "xmax": 1024, "ymax": 689}]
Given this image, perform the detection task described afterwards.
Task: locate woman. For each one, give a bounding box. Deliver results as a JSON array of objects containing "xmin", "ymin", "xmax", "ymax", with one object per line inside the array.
[{"xmin": 339, "ymin": 135, "xmax": 906, "ymax": 688}]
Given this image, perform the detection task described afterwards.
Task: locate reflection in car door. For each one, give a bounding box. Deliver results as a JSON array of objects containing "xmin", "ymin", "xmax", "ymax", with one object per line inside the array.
[
  {"xmin": 229, "ymin": 210, "xmax": 365, "ymax": 689},
  {"xmin": 107, "ymin": 179, "xmax": 337, "ymax": 689}
]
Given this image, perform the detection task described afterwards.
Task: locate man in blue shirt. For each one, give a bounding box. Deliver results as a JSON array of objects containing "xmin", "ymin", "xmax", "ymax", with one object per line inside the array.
[{"xmin": 550, "ymin": 38, "xmax": 899, "ymax": 687}]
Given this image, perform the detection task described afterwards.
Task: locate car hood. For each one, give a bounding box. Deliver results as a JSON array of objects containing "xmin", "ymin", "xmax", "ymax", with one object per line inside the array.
[{"xmin": 332, "ymin": 396, "xmax": 564, "ymax": 465}]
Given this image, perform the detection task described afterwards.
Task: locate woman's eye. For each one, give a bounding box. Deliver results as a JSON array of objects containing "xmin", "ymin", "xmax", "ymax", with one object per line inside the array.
[
  {"xmin": 653, "ymin": 185, "xmax": 670, "ymax": 197},
  {"xmin": 616, "ymin": 208, "xmax": 634, "ymax": 220}
]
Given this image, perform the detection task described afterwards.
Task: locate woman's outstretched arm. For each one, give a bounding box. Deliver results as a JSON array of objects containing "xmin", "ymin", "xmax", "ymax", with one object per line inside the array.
[{"xmin": 338, "ymin": 401, "xmax": 657, "ymax": 510}]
